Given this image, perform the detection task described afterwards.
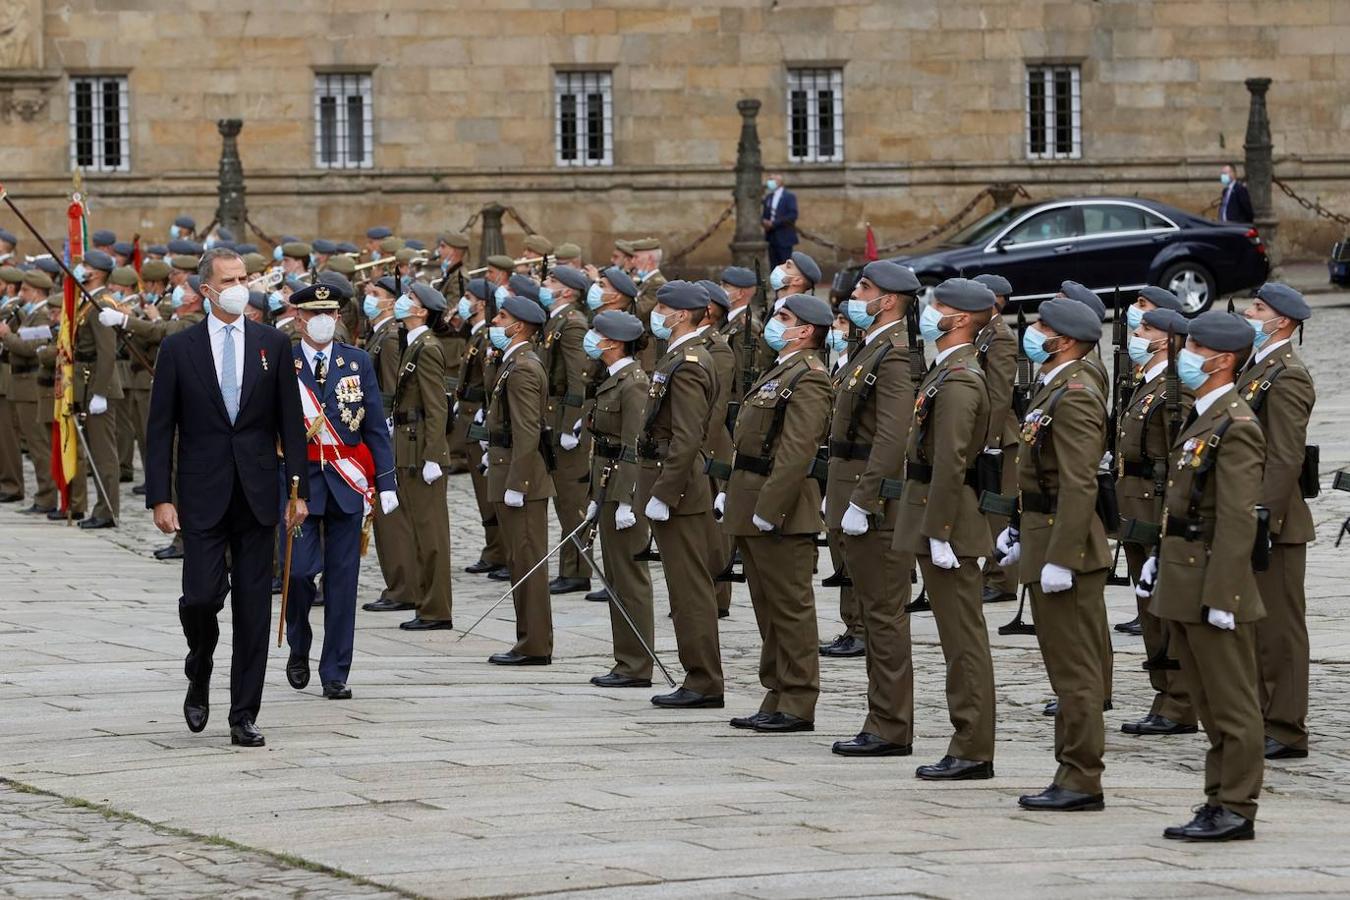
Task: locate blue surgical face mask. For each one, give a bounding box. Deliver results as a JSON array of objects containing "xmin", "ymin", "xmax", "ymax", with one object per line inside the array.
[
  {"xmin": 583, "ymin": 329, "xmax": 606, "ymax": 359},
  {"xmin": 144, "ymin": 291, "xmax": 160, "ymax": 305},
  {"xmin": 586, "ymin": 283, "xmax": 605, "ymax": 310},
  {"xmin": 765, "ymin": 179, "xmax": 778, "ymax": 192},
  {"xmin": 169, "ymin": 224, "xmax": 181, "ymax": 239},
  {"xmin": 202, "ymin": 298, "xmax": 212, "ymax": 315},
  {"xmin": 1126, "ymin": 305, "xmax": 1144, "ymax": 331},
  {"xmin": 918, "ymin": 304, "xmax": 948, "ymax": 343},
  {"xmin": 1177, "ymin": 347, "xmax": 1215, "ymax": 389},
  {"xmin": 364, "ymin": 294, "xmax": 383, "ymax": 319},
  {"xmin": 1022, "ymin": 326, "xmax": 1052, "ymax": 364},
  {"xmin": 457, "ymin": 297, "xmax": 473, "ymax": 321},
  {"xmin": 268, "ymin": 291, "xmax": 284, "ymax": 312},
  {"xmin": 171, "ymin": 285, "xmax": 185, "ymax": 309},
  {"xmin": 21, "ymin": 301, "xmax": 35, "ymax": 317},
  {"xmin": 537, "ymin": 286, "xmax": 554, "ymax": 309},
  {"xmin": 72, "ymin": 263, "xmax": 89, "ymax": 284},
  {"xmin": 488, "ymin": 325, "xmax": 510, "ymax": 350},
  {"xmin": 649, "ymin": 310, "xmax": 672, "ymax": 341},
  {"xmin": 634, "ymin": 269, "xmax": 649, "ymax": 281},
  {"xmin": 1127, "ymin": 334, "xmax": 1155, "ymax": 367},
  {"xmin": 1219, "ymin": 172, "xmax": 1232, "ymax": 186},
  {"xmin": 826, "ymin": 329, "xmax": 847, "ymax": 354},
  {"xmin": 494, "ymin": 285, "xmax": 509, "ymax": 304},
  {"xmin": 1248, "ymin": 315, "xmax": 1276, "ymax": 350},
  {"xmin": 763, "ymin": 317, "xmax": 790, "ymax": 351},
  {"xmin": 769, "ymin": 266, "xmax": 788, "ymax": 292},
  {"xmin": 273, "ymin": 245, "xmax": 284, "ymax": 262},
  {"xmin": 846, "ymin": 298, "xmax": 875, "ymax": 329},
  {"xmin": 393, "ymin": 296, "xmax": 415, "ymax": 320}
]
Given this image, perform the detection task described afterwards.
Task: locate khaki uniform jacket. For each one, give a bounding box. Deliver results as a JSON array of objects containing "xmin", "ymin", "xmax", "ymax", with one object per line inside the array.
[
  {"xmin": 697, "ymin": 327, "xmax": 737, "ymax": 468},
  {"xmin": 36, "ymin": 295, "xmax": 62, "ymax": 424},
  {"xmin": 724, "ymin": 350, "xmax": 831, "ymax": 536},
  {"xmin": 587, "ymin": 361, "xmax": 648, "ymax": 507},
  {"xmin": 451, "ymin": 323, "xmax": 491, "ymax": 441},
  {"xmin": 1, "ymin": 303, "xmax": 52, "ymax": 403},
  {"xmin": 1016, "ymin": 359, "xmax": 1112, "ymax": 578},
  {"xmin": 637, "ymin": 338, "xmax": 714, "ymax": 514},
  {"xmin": 824, "ymin": 321, "xmax": 914, "ymax": 528},
  {"xmin": 485, "ymin": 344, "xmax": 555, "ymax": 501},
  {"xmin": 0, "ymin": 299, "xmax": 18, "ymax": 398},
  {"xmin": 1238, "ymin": 344, "xmax": 1315, "ymax": 544},
  {"xmin": 124, "ymin": 304, "xmax": 157, "ymax": 391},
  {"xmin": 894, "ymin": 344, "xmax": 991, "ymax": 557},
  {"xmin": 975, "ymin": 314, "xmax": 1018, "ymax": 448},
  {"xmin": 1116, "ymin": 367, "xmax": 1194, "ymax": 529},
  {"xmin": 1150, "ymin": 390, "xmax": 1266, "ymax": 623},
  {"xmin": 391, "ymin": 329, "xmax": 450, "ymax": 469},
  {"xmin": 74, "ymin": 287, "xmax": 122, "ymax": 404},
  {"xmin": 122, "ymin": 308, "xmax": 205, "ymax": 344},
  {"xmin": 366, "ymin": 316, "xmax": 404, "ymax": 415},
  {"xmin": 1083, "ymin": 347, "xmax": 1110, "ymax": 394},
  {"xmin": 538, "ymin": 305, "xmax": 591, "ymax": 433},
  {"xmin": 634, "ymin": 270, "xmax": 666, "ymax": 323}
]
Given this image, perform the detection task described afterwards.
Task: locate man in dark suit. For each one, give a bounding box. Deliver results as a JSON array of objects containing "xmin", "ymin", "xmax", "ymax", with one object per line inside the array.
[
  {"xmin": 1219, "ymin": 164, "xmax": 1254, "ymax": 224},
  {"xmin": 761, "ymin": 172, "xmax": 799, "ymax": 267},
  {"xmin": 145, "ymin": 248, "xmax": 309, "ymax": 748}
]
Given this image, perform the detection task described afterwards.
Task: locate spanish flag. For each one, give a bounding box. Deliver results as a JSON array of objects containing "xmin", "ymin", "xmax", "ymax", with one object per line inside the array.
[{"xmin": 52, "ymin": 198, "xmax": 84, "ymax": 508}]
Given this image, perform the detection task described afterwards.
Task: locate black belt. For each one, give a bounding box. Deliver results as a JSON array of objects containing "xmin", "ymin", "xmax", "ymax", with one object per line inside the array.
[
  {"xmin": 459, "ymin": 385, "xmax": 485, "ymax": 403},
  {"xmin": 636, "ymin": 438, "xmax": 670, "ymax": 460},
  {"xmin": 393, "ymin": 410, "xmax": 424, "ymax": 425},
  {"xmin": 488, "ymin": 431, "xmax": 513, "ymax": 448},
  {"xmin": 732, "ymin": 453, "xmax": 773, "ymax": 476},
  {"xmin": 593, "ymin": 437, "xmax": 624, "ymax": 460},
  {"xmin": 1164, "ymin": 514, "xmax": 1204, "ymax": 541},
  {"xmin": 829, "ymin": 439, "xmax": 871, "ymax": 461},
  {"xmin": 1021, "ymin": 492, "xmax": 1057, "ymax": 514},
  {"xmin": 904, "ymin": 460, "xmax": 979, "ymax": 490},
  {"xmin": 1120, "ymin": 458, "xmax": 1156, "ymax": 479}
]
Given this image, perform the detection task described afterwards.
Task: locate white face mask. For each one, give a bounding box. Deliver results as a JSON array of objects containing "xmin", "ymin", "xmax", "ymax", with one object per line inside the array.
[
  {"xmin": 305, "ymin": 313, "xmax": 336, "ymax": 345},
  {"xmin": 213, "ymin": 284, "xmax": 249, "ymax": 316}
]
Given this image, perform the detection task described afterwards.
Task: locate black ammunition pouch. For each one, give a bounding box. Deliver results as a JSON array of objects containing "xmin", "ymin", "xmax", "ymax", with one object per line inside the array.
[
  {"xmin": 393, "ymin": 409, "xmax": 424, "ymax": 426},
  {"xmin": 539, "ymin": 428, "xmax": 557, "ymax": 472},
  {"xmin": 979, "ymin": 491, "xmax": 1018, "ymax": 519},
  {"xmin": 1301, "ymin": 445, "xmax": 1320, "ymax": 498},
  {"xmin": 879, "ymin": 478, "xmax": 905, "ymax": 500},
  {"xmin": 1096, "ymin": 472, "xmax": 1121, "ymax": 532},
  {"xmin": 974, "ymin": 451, "xmax": 1003, "ymax": 497},
  {"xmin": 904, "ymin": 460, "xmax": 980, "ymax": 492},
  {"xmin": 459, "ymin": 385, "xmax": 486, "ymax": 403},
  {"xmin": 487, "ymin": 430, "xmax": 513, "ymax": 448},
  {"xmin": 1120, "ymin": 457, "xmax": 1156, "ymax": 479},
  {"xmin": 1252, "ymin": 505, "xmax": 1271, "ymax": 572},
  {"xmin": 466, "ymin": 422, "xmax": 489, "ymax": 442},
  {"xmin": 1021, "ymin": 492, "xmax": 1057, "ymax": 515},
  {"xmin": 594, "ymin": 436, "xmax": 628, "ymax": 461},
  {"xmin": 636, "ymin": 437, "xmax": 670, "ymax": 460},
  {"xmin": 1118, "ymin": 516, "xmax": 1162, "ymax": 548},
  {"xmin": 731, "ymin": 453, "xmax": 773, "ymax": 476},
  {"xmin": 807, "ymin": 449, "xmax": 829, "ymax": 486},
  {"xmin": 704, "ymin": 457, "xmax": 733, "ymax": 480},
  {"xmin": 725, "ymin": 400, "xmax": 741, "ymax": 434}
]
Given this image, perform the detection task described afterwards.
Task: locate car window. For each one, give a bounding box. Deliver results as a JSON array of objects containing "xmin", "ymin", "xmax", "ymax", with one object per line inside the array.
[
  {"xmin": 946, "ymin": 204, "xmax": 1032, "ymax": 246},
  {"xmin": 1002, "ymin": 207, "xmax": 1081, "ymax": 245},
  {"xmin": 1082, "ymin": 204, "xmax": 1173, "ymax": 235}
]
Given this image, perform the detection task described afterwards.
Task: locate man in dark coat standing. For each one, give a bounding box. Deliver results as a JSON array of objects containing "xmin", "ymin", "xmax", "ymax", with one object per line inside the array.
[
  {"xmin": 1219, "ymin": 164, "xmax": 1254, "ymax": 224},
  {"xmin": 761, "ymin": 172, "xmax": 800, "ymax": 267}
]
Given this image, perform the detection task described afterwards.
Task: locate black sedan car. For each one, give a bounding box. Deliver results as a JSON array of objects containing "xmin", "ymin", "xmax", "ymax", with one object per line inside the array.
[{"xmin": 832, "ymin": 197, "xmax": 1269, "ymax": 314}]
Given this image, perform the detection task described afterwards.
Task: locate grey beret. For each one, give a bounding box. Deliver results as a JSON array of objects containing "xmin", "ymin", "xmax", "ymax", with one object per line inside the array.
[
  {"xmin": 214, "ymin": 241, "xmax": 239, "ymax": 253},
  {"xmin": 217, "ymin": 227, "xmax": 235, "ymax": 242},
  {"xmin": 404, "ymin": 238, "xmax": 427, "ymax": 251},
  {"xmin": 790, "ymin": 250, "xmax": 821, "ymax": 286},
  {"xmin": 464, "ymin": 277, "xmax": 490, "ymax": 301},
  {"xmin": 592, "ymin": 309, "xmax": 645, "ymax": 342},
  {"xmin": 780, "ymin": 293, "xmax": 833, "ymax": 327},
  {"xmin": 933, "ymin": 277, "xmax": 997, "ymax": 312},
  {"xmin": 1039, "ymin": 298, "xmax": 1103, "ymax": 343},
  {"xmin": 409, "ymin": 281, "xmax": 447, "ymax": 313},
  {"xmin": 1255, "ymin": 282, "xmax": 1310, "ymax": 321},
  {"xmin": 236, "ymin": 243, "xmax": 258, "ymax": 255},
  {"xmin": 146, "ymin": 244, "xmax": 168, "ymax": 256},
  {"xmin": 550, "ymin": 265, "xmax": 591, "ymax": 295},
  {"xmin": 0, "ymin": 228, "xmax": 15, "ymax": 245},
  {"xmin": 315, "ymin": 271, "xmax": 354, "ymax": 301},
  {"xmin": 721, "ymin": 266, "xmax": 756, "ymax": 289},
  {"xmin": 374, "ymin": 275, "xmax": 399, "ymax": 296},
  {"xmin": 335, "ymin": 241, "xmax": 358, "ymax": 254},
  {"xmin": 860, "ymin": 260, "xmax": 921, "ymax": 294},
  {"xmin": 1141, "ymin": 308, "xmax": 1189, "ymax": 334},
  {"xmin": 1188, "ymin": 310, "xmax": 1256, "ymax": 352},
  {"xmin": 366, "ymin": 226, "xmax": 393, "ymax": 240},
  {"xmin": 34, "ymin": 257, "xmax": 61, "ymax": 275},
  {"xmin": 112, "ymin": 241, "xmax": 134, "ymax": 257},
  {"xmin": 972, "ymin": 273, "xmax": 1012, "ymax": 297},
  {"xmin": 311, "ymin": 239, "xmax": 337, "ymax": 255},
  {"xmin": 655, "ymin": 279, "xmax": 709, "ymax": 311},
  {"xmin": 83, "ymin": 250, "xmax": 115, "ymax": 272},
  {"xmin": 601, "ymin": 266, "xmax": 637, "ymax": 299},
  {"xmin": 508, "ymin": 273, "xmax": 540, "ymax": 303},
  {"xmin": 167, "ymin": 239, "xmax": 197, "ymax": 255},
  {"xmin": 697, "ymin": 279, "xmax": 730, "ymax": 310},
  {"xmin": 1137, "ymin": 285, "xmax": 1183, "ymax": 312},
  {"xmin": 174, "ymin": 216, "xmax": 196, "ymax": 230},
  {"xmin": 91, "ymin": 230, "xmax": 116, "ymax": 246},
  {"xmin": 247, "ymin": 290, "xmax": 268, "ymax": 313},
  {"xmin": 1059, "ymin": 280, "xmax": 1106, "ymax": 321},
  {"xmin": 501, "ymin": 293, "xmax": 545, "ymax": 325},
  {"xmin": 187, "ymin": 275, "xmax": 202, "ymax": 294}
]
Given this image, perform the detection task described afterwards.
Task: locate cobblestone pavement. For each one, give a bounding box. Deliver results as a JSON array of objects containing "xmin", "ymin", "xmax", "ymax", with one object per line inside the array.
[{"xmin": 1, "ymin": 293, "xmax": 1349, "ymax": 898}]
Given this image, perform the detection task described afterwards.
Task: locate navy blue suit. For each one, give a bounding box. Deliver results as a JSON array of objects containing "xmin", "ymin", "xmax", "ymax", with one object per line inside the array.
[
  {"xmin": 1220, "ymin": 181, "xmax": 1254, "ymax": 224},
  {"xmin": 145, "ymin": 315, "xmax": 308, "ymax": 727},
  {"xmin": 284, "ymin": 341, "xmax": 395, "ymax": 687},
  {"xmin": 762, "ymin": 188, "xmax": 799, "ymax": 267}
]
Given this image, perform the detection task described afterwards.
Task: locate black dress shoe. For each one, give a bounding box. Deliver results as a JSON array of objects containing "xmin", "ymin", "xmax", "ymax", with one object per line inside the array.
[
  {"xmin": 48, "ymin": 508, "xmax": 83, "ymax": 521},
  {"xmin": 21, "ymin": 504, "xmax": 55, "ymax": 515},
  {"xmin": 464, "ymin": 558, "xmax": 497, "ymax": 574},
  {"xmin": 1264, "ymin": 736, "xmax": 1309, "ymax": 759},
  {"xmin": 488, "ymin": 651, "xmax": 551, "ymax": 666},
  {"xmin": 831, "ymin": 732, "xmax": 912, "ymax": 757},
  {"xmin": 585, "ymin": 588, "xmax": 608, "ymax": 602},
  {"xmin": 549, "ymin": 576, "xmax": 592, "ymax": 595},
  {"xmin": 1042, "ymin": 699, "xmax": 1058, "ymax": 716},
  {"xmin": 1163, "ymin": 805, "xmax": 1253, "ymax": 841},
  {"xmin": 718, "ymin": 608, "xmax": 730, "ymax": 618},
  {"xmin": 230, "ymin": 718, "xmax": 266, "ymax": 747},
  {"xmin": 487, "ymin": 566, "xmax": 512, "ymax": 581},
  {"xmin": 183, "ymin": 684, "xmax": 209, "ymax": 733},
  {"xmin": 916, "ymin": 755, "xmax": 995, "ymax": 780},
  {"xmin": 400, "ymin": 617, "xmax": 454, "ymax": 631},
  {"xmin": 132, "ymin": 483, "xmax": 146, "ymax": 496},
  {"xmin": 0, "ymin": 492, "xmax": 22, "ymax": 503},
  {"xmin": 78, "ymin": 516, "xmax": 115, "ymax": 530},
  {"xmin": 981, "ymin": 584, "xmax": 1016, "ymax": 604},
  {"xmin": 154, "ymin": 543, "xmax": 184, "ymax": 560},
  {"xmin": 752, "ymin": 712, "xmax": 813, "ymax": 733},
  {"xmin": 119, "ymin": 473, "xmax": 134, "ymax": 484},
  {"xmin": 362, "ymin": 597, "xmax": 415, "ymax": 612},
  {"xmin": 286, "ymin": 653, "xmax": 309, "ymax": 690},
  {"xmin": 651, "ymin": 688, "xmax": 724, "ymax": 709},
  {"xmin": 1121, "ymin": 714, "xmax": 1198, "ymax": 736},
  {"xmin": 730, "ymin": 712, "xmax": 772, "ymax": 730},
  {"xmin": 1114, "ymin": 615, "xmax": 1143, "ymax": 635},
  {"xmin": 1017, "ymin": 784, "xmax": 1104, "ymax": 811},
  {"xmin": 819, "ymin": 634, "xmax": 866, "ymax": 657},
  {"xmin": 322, "ymin": 681, "xmax": 352, "ymax": 700},
  {"xmin": 590, "ymin": 672, "xmax": 651, "ymax": 688}
]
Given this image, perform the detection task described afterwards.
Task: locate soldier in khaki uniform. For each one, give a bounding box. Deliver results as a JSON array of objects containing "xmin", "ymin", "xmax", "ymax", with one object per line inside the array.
[
  {"xmin": 828, "ymin": 261, "xmax": 919, "ymax": 757},
  {"xmin": 585, "ymin": 266, "xmax": 652, "ymax": 374},
  {"xmin": 716, "ymin": 266, "xmax": 776, "ymax": 396},
  {"xmin": 434, "ymin": 231, "xmax": 470, "ymax": 302},
  {"xmin": 695, "ymin": 280, "xmax": 737, "ymax": 617},
  {"xmin": 971, "ymin": 273, "xmax": 1020, "ymax": 605},
  {"xmin": 485, "ymin": 295, "xmax": 556, "ymax": 665},
  {"xmin": 103, "ymin": 266, "xmax": 144, "ymax": 486},
  {"xmin": 629, "ymin": 238, "xmax": 667, "ymax": 325},
  {"xmin": 1238, "ymin": 283, "xmax": 1316, "ymax": 760},
  {"xmin": 767, "ymin": 250, "xmax": 820, "ymax": 307},
  {"xmin": 123, "ymin": 260, "xmax": 172, "ymax": 496},
  {"xmin": 639, "ymin": 281, "xmax": 723, "ymax": 708},
  {"xmin": 894, "ymin": 278, "xmax": 998, "ymax": 780},
  {"xmin": 998, "ymin": 299, "xmax": 1112, "ymax": 812},
  {"xmin": 583, "ymin": 310, "xmax": 656, "ymax": 688},
  {"xmin": 0, "ymin": 267, "xmax": 26, "ymax": 502},
  {"xmin": 819, "ymin": 312, "xmax": 864, "ymax": 656},
  {"xmin": 388, "ymin": 282, "xmax": 454, "ymax": 631},
  {"xmin": 0, "ymin": 271, "xmax": 57, "ymax": 512},
  {"xmin": 724, "ymin": 294, "xmax": 833, "ymax": 733},
  {"xmin": 70, "ymin": 250, "xmax": 123, "ymax": 528},
  {"xmin": 1140, "ymin": 311, "xmax": 1267, "ymax": 842}
]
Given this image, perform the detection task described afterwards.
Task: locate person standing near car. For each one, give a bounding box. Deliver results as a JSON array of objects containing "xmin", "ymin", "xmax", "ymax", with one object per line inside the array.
[
  {"xmin": 761, "ymin": 173, "xmax": 799, "ymax": 268},
  {"xmin": 1219, "ymin": 164, "xmax": 1255, "ymax": 224}
]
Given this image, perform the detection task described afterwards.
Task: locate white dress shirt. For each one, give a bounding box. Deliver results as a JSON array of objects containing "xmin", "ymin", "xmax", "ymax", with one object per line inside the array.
[
  {"xmin": 301, "ymin": 340, "xmax": 334, "ymax": 378},
  {"xmin": 1193, "ymin": 383, "xmax": 1234, "ymax": 418},
  {"xmin": 608, "ymin": 357, "xmax": 635, "ymax": 377},
  {"xmin": 1252, "ymin": 337, "xmax": 1289, "ymax": 367},
  {"xmin": 207, "ymin": 313, "xmax": 245, "ymax": 392},
  {"xmin": 932, "ymin": 342, "xmax": 971, "ymax": 367},
  {"xmin": 667, "ymin": 330, "xmax": 701, "ymax": 354},
  {"xmin": 769, "ymin": 186, "xmax": 784, "ymax": 217},
  {"xmin": 405, "ymin": 324, "xmax": 428, "ymax": 346}
]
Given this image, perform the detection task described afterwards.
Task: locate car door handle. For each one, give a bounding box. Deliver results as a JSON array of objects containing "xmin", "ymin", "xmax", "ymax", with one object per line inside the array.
[{"xmin": 1052, "ymin": 244, "xmax": 1075, "ymax": 254}]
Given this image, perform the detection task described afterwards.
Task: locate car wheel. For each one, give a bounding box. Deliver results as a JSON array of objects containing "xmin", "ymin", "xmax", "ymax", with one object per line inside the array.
[{"xmin": 1160, "ymin": 262, "xmax": 1215, "ymax": 314}]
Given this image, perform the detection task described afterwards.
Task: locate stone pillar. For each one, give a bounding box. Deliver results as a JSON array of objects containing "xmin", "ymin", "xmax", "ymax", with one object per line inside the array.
[
  {"xmin": 729, "ymin": 99, "xmax": 768, "ymax": 269},
  {"xmin": 216, "ymin": 119, "xmax": 246, "ymax": 238},
  {"xmin": 479, "ymin": 202, "xmax": 506, "ymax": 263},
  {"xmin": 1243, "ymin": 78, "xmax": 1279, "ymax": 268}
]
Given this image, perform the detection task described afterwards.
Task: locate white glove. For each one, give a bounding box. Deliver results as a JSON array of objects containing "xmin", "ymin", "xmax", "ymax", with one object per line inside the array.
[
  {"xmin": 995, "ymin": 526, "xmax": 1020, "ymax": 567},
  {"xmin": 713, "ymin": 491, "xmax": 726, "ymax": 521},
  {"xmin": 983, "ymin": 446, "xmax": 1003, "ymax": 456},
  {"xmin": 1098, "ymin": 451, "xmax": 1114, "ymax": 474},
  {"xmin": 615, "ymin": 503, "xmax": 637, "ymax": 530},
  {"xmin": 644, "ymin": 496, "xmax": 670, "ymax": 522},
  {"xmin": 379, "ymin": 490, "xmax": 399, "ymax": 516},
  {"xmin": 421, "ymin": 460, "xmax": 443, "ymax": 484},
  {"xmin": 87, "ymin": 394, "xmax": 108, "ymax": 415},
  {"xmin": 1135, "ymin": 555, "xmax": 1159, "ymax": 598},
  {"xmin": 560, "ymin": 431, "xmax": 579, "ymax": 451},
  {"xmin": 820, "ymin": 496, "xmax": 827, "ymax": 515},
  {"xmin": 752, "ymin": 513, "xmax": 774, "ymax": 532},
  {"xmin": 571, "ymin": 419, "xmax": 583, "ymax": 437},
  {"xmin": 452, "ymin": 401, "xmax": 460, "ymax": 417},
  {"xmin": 929, "ymin": 538, "xmax": 960, "ymax": 570},
  {"xmin": 98, "ymin": 308, "xmax": 127, "ymax": 328},
  {"xmin": 1206, "ymin": 607, "xmax": 1236, "ymax": 631},
  {"xmin": 585, "ymin": 500, "xmax": 599, "ymax": 521},
  {"xmin": 504, "ymin": 488, "xmax": 525, "ymax": 508},
  {"xmin": 1040, "ymin": 562, "xmax": 1075, "ymax": 594},
  {"xmin": 479, "ymin": 439, "xmax": 489, "ymax": 452},
  {"xmin": 473, "ymin": 408, "xmax": 485, "ymax": 425},
  {"xmin": 840, "ymin": 502, "xmax": 870, "ymax": 536},
  {"xmin": 386, "ymin": 416, "xmax": 395, "ymax": 435}
]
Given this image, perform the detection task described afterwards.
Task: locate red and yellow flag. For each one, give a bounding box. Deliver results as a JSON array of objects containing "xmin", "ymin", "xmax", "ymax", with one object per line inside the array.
[{"xmin": 52, "ymin": 197, "xmax": 84, "ymax": 506}]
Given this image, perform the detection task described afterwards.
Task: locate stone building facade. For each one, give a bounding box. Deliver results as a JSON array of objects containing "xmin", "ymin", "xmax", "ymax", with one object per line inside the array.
[{"xmin": 1, "ymin": 0, "xmax": 1347, "ymax": 273}]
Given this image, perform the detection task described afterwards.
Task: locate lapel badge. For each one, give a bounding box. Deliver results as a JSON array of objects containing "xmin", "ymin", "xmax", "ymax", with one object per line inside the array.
[
  {"xmin": 294, "ymin": 358, "xmax": 302, "ymax": 371},
  {"xmin": 260, "ymin": 349, "xmax": 268, "ymax": 371},
  {"xmin": 350, "ymin": 360, "xmax": 357, "ymax": 371},
  {"xmin": 335, "ymin": 356, "xmax": 345, "ymax": 369}
]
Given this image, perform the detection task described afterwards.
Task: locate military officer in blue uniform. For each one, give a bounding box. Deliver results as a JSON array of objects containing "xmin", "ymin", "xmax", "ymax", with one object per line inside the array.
[{"xmin": 283, "ymin": 284, "xmax": 398, "ymax": 700}]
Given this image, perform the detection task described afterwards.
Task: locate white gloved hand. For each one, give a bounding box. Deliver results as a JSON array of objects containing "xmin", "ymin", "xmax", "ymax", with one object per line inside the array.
[
  {"xmin": 503, "ymin": 488, "xmax": 525, "ymax": 508},
  {"xmin": 983, "ymin": 446, "xmax": 1003, "ymax": 456},
  {"xmin": 421, "ymin": 460, "xmax": 443, "ymax": 484},
  {"xmin": 479, "ymin": 439, "xmax": 489, "ymax": 452},
  {"xmin": 1206, "ymin": 607, "xmax": 1236, "ymax": 631},
  {"xmin": 752, "ymin": 513, "xmax": 774, "ymax": 532},
  {"xmin": 98, "ymin": 308, "xmax": 127, "ymax": 328},
  {"xmin": 87, "ymin": 394, "xmax": 108, "ymax": 415},
  {"xmin": 379, "ymin": 490, "xmax": 399, "ymax": 516},
  {"xmin": 1040, "ymin": 562, "xmax": 1075, "ymax": 593},
  {"xmin": 995, "ymin": 526, "xmax": 1020, "ymax": 567},
  {"xmin": 473, "ymin": 408, "xmax": 485, "ymax": 425},
  {"xmin": 585, "ymin": 500, "xmax": 599, "ymax": 522},
  {"xmin": 1098, "ymin": 450, "xmax": 1114, "ymax": 473},
  {"xmin": 841, "ymin": 502, "xmax": 871, "ymax": 536},
  {"xmin": 820, "ymin": 496, "xmax": 827, "ymax": 515},
  {"xmin": 713, "ymin": 491, "xmax": 726, "ymax": 521},
  {"xmin": 929, "ymin": 538, "xmax": 960, "ymax": 570},
  {"xmin": 560, "ymin": 431, "xmax": 579, "ymax": 451},
  {"xmin": 479, "ymin": 451, "xmax": 489, "ymax": 469},
  {"xmin": 644, "ymin": 496, "xmax": 670, "ymax": 522},
  {"xmin": 386, "ymin": 416, "xmax": 395, "ymax": 435},
  {"xmin": 571, "ymin": 419, "xmax": 584, "ymax": 437},
  {"xmin": 452, "ymin": 401, "xmax": 460, "ymax": 417},
  {"xmin": 615, "ymin": 502, "xmax": 637, "ymax": 530},
  {"xmin": 1135, "ymin": 555, "xmax": 1159, "ymax": 598}
]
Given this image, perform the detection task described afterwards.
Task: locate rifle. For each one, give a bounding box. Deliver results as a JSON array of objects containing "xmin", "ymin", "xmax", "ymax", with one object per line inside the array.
[
  {"xmin": 903, "ymin": 293, "xmax": 925, "ymax": 392},
  {"xmin": 1011, "ymin": 302, "xmax": 1033, "ymax": 419},
  {"xmin": 1104, "ymin": 286, "xmax": 1129, "ymax": 586},
  {"xmin": 1108, "ymin": 286, "xmax": 1128, "ymax": 461},
  {"xmin": 727, "ymin": 256, "xmax": 767, "ymax": 434}
]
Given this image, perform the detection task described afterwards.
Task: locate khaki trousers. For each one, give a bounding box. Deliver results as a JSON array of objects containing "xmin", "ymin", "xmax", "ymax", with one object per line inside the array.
[
  {"xmin": 980, "ymin": 442, "xmax": 1020, "ymax": 594},
  {"xmin": 497, "ymin": 498, "xmax": 553, "ymax": 657},
  {"xmin": 14, "ymin": 401, "xmax": 56, "ymax": 508},
  {"xmin": 740, "ymin": 532, "xmax": 821, "ymax": 721},
  {"xmin": 841, "ymin": 528, "xmax": 913, "ymax": 745},
  {"xmin": 652, "ymin": 511, "xmax": 724, "ymax": 696},
  {"xmin": 372, "ymin": 498, "xmax": 415, "ymax": 604},
  {"xmin": 0, "ymin": 397, "xmax": 23, "ymax": 497},
  {"xmin": 398, "ymin": 472, "xmax": 452, "ymax": 622},
  {"xmin": 1255, "ymin": 542, "xmax": 1309, "ymax": 750},
  {"xmin": 919, "ymin": 554, "xmax": 996, "ymax": 762},
  {"xmin": 597, "ymin": 503, "xmax": 654, "ymax": 679},
  {"xmin": 826, "ymin": 527, "xmax": 861, "ymax": 638},
  {"xmin": 551, "ymin": 442, "xmax": 591, "ymax": 579},
  {"xmin": 1125, "ymin": 540, "xmax": 1194, "ymax": 724},
  {"xmin": 76, "ymin": 408, "xmax": 119, "ymax": 520}
]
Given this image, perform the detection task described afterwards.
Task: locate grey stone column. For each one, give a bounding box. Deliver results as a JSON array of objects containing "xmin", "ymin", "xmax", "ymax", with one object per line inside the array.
[
  {"xmin": 1243, "ymin": 78, "xmax": 1279, "ymax": 268},
  {"xmin": 729, "ymin": 99, "xmax": 768, "ymax": 269},
  {"xmin": 216, "ymin": 119, "xmax": 246, "ymax": 238},
  {"xmin": 479, "ymin": 202, "xmax": 506, "ymax": 263}
]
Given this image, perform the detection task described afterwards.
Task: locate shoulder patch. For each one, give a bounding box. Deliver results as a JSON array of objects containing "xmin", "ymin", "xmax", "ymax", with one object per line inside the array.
[{"xmin": 1067, "ymin": 382, "xmax": 1085, "ymax": 390}]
